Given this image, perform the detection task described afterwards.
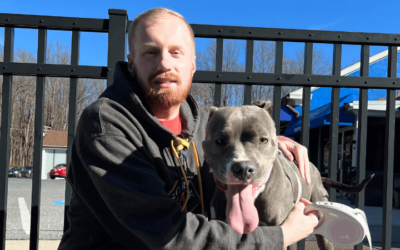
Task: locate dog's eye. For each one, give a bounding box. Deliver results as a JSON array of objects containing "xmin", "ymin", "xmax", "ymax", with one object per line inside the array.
[
  {"xmin": 259, "ymin": 138, "xmax": 268, "ymax": 145},
  {"xmin": 215, "ymin": 138, "xmax": 226, "ymax": 145}
]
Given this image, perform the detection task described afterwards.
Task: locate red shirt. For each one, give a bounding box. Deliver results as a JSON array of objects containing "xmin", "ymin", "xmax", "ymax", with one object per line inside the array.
[{"xmin": 159, "ymin": 113, "xmax": 182, "ymax": 135}]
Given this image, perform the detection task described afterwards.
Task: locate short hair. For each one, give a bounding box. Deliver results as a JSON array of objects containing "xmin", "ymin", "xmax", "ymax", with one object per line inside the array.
[{"xmin": 127, "ymin": 8, "xmax": 195, "ymax": 54}]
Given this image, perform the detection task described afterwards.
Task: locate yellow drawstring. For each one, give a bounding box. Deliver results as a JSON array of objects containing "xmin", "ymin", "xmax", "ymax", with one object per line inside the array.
[
  {"xmin": 191, "ymin": 141, "xmax": 204, "ymax": 216},
  {"xmin": 171, "ymin": 138, "xmax": 204, "ymax": 216}
]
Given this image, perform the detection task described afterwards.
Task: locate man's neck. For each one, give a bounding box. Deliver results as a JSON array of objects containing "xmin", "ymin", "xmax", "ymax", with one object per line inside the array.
[{"xmin": 152, "ymin": 105, "xmax": 180, "ymax": 121}]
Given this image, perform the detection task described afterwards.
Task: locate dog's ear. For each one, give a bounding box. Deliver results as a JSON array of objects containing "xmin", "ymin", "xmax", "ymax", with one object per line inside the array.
[
  {"xmin": 252, "ymin": 100, "xmax": 273, "ymax": 114},
  {"xmin": 207, "ymin": 106, "xmax": 219, "ymax": 121}
]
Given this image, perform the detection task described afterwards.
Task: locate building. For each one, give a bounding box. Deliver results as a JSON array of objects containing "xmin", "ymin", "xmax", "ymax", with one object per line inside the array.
[
  {"xmin": 42, "ymin": 130, "xmax": 67, "ymax": 179},
  {"xmin": 281, "ymin": 48, "xmax": 400, "ymax": 177}
]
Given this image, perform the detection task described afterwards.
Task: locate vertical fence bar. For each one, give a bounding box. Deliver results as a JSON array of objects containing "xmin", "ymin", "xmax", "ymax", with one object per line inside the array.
[
  {"xmin": 297, "ymin": 42, "xmax": 313, "ymax": 250},
  {"xmin": 328, "ymin": 91, "xmax": 339, "ymax": 202},
  {"xmin": 213, "ymin": 38, "xmax": 223, "ymax": 107},
  {"xmin": 354, "ymin": 45, "xmax": 369, "ymax": 250},
  {"xmin": 273, "ymin": 41, "xmax": 283, "ymax": 134},
  {"xmin": 381, "ymin": 45, "xmax": 397, "ymax": 250},
  {"xmin": 0, "ymin": 26, "xmax": 14, "ymax": 250},
  {"xmin": 63, "ymin": 30, "xmax": 80, "ymax": 233},
  {"xmin": 327, "ymin": 44, "xmax": 342, "ymax": 202},
  {"xmin": 243, "ymin": 40, "xmax": 253, "ymax": 105},
  {"xmin": 107, "ymin": 9, "xmax": 128, "ymax": 87},
  {"xmin": 29, "ymin": 28, "xmax": 47, "ymax": 250},
  {"xmin": 300, "ymin": 42, "xmax": 313, "ymax": 149}
]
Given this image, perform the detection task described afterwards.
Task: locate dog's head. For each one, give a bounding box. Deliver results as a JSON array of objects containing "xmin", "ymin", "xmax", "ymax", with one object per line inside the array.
[
  {"xmin": 203, "ymin": 100, "xmax": 278, "ymax": 186},
  {"xmin": 202, "ymin": 101, "xmax": 279, "ymax": 235}
]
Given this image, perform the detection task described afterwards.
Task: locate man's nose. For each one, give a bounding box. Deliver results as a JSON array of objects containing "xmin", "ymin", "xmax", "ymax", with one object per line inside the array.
[{"xmin": 157, "ymin": 51, "xmax": 172, "ymax": 72}]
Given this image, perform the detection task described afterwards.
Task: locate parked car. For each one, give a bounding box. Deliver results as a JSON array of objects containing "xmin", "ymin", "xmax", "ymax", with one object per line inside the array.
[
  {"xmin": 49, "ymin": 163, "xmax": 67, "ymax": 179},
  {"xmin": 20, "ymin": 166, "xmax": 33, "ymax": 178},
  {"xmin": 8, "ymin": 167, "xmax": 23, "ymax": 178}
]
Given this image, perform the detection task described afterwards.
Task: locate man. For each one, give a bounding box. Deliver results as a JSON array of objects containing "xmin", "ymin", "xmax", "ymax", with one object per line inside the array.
[{"xmin": 59, "ymin": 8, "xmax": 317, "ymax": 250}]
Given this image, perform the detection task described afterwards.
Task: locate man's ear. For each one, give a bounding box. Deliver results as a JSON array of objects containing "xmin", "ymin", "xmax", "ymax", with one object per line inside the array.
[
  {"xmin": 252, "ymin": 100, "xmax": 273, "ymax": 114},
  {"xmin": 192, "ymin": 55, "xmax": 196, "ymax": 76},
  {"xmin": 127, "ymin": 54, "xmax": 134, "ymax": 72}
]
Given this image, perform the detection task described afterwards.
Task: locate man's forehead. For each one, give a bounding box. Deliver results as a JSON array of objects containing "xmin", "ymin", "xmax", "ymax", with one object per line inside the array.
[
  {"xmin": 136, "ymin": 14, "xmax": 186, "ymax": 36},
  {"xmin": 130, "ymin": 13, "xmax": 195, "ymax": 55}
]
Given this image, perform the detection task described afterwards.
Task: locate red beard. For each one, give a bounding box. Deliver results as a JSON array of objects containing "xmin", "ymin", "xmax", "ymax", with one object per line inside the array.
[{"xmin": 132, "ymin": 67, "xmax": 191, "ymax": 109}]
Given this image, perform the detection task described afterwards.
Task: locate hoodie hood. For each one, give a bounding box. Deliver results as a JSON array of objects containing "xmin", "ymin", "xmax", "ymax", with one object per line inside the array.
[{"xmin": 100, "ymin": 61, "xmax": 201, "ymax": 142}]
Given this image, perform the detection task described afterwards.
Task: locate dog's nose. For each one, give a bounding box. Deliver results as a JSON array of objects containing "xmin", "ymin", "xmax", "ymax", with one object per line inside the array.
[{"xmin": 231, "ymin": 161, "xmax": 255, "ymax": 181}]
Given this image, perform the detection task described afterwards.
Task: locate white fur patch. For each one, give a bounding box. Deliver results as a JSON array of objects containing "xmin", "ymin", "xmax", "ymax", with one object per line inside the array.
[{"xmin": 233, "ymin": 151, "xmax": 249, "ymax": 162}]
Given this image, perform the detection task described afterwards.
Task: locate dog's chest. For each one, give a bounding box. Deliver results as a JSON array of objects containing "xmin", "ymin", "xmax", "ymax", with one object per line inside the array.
[{"xmin": 254, "ymin": 154, "xmax": 303, "ymax": 225}]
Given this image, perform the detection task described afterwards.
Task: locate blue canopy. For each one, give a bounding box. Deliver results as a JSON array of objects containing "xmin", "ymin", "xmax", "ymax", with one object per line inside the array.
[
  {"xmin": 280, "ymin": 105, "xmax": 297, "ymax": 122},
  {"xmin": 284, "ymin": 49, "xmax": 400, "ymax": 136},
  {"xmin": 284, "ymin": 94, "xmax": 354, "ymax": 136}
]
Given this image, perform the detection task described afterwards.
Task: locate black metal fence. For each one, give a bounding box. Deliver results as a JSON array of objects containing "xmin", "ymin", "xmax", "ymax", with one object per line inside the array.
[{"xmin": 0, "ymin": 8, "xmax": 398, "ymax": 250}]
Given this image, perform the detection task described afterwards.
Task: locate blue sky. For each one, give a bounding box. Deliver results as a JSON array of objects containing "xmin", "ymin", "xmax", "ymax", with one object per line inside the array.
[{"xmin": 1, "ymin": 0, "xmax": 399, "ymax": 70}]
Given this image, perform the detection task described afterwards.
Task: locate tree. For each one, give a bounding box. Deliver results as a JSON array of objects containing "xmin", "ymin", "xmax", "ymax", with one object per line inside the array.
[
  {"xmin": 0, "ymin": 42, "xmax": 106, "ymax": 167},
  {"xmin": 251, "ymin": 41, "xmax": 276, "ymax": 102},
  {"xmin": 193, "ymin": 40, "xmax": 245, "ymax": 111},
  {"xmin": 193, "ymin": 40, "xmax": 332, "ymax": 108}
]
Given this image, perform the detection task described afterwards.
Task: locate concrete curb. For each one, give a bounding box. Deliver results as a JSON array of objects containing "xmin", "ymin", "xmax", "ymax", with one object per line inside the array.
[
  {"xmin": 303, "ymin": 241, "xmax": 400, "ymax": 250},
  {"xmin": 4, "ymin": 240, "xmax": 400, "ymax": 250},
  {"xmin": 5, "ymin": 240, "xmax": 60, "ymax": 250}
]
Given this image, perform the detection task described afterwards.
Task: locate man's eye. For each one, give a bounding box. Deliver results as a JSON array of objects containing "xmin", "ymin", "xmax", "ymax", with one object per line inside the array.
[
  {"xmin": 259, "ymin": 138, "xmax": 268, "ymax": 145},
  {"xmin": 171, "ymin": 51, "xmax": 182, "ymax": 55},
  {"xmin": 215, "ymin": 138, "xmax": 226, "ymax": 145},
  {"xmin": 145, "ymin": 51, "xmax": 157, "ymax": 55}
]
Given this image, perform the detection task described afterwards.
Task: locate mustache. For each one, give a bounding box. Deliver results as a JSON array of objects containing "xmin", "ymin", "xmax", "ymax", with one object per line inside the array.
[{"xmin": 149, "ymin": 71, "xmax": 180, "ymax": 83}]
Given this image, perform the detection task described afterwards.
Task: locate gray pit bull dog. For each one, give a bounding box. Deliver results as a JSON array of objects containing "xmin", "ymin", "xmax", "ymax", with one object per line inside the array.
[{"xmin": 202, "ymin": 101, "xmax": 373, "ymax": 250}]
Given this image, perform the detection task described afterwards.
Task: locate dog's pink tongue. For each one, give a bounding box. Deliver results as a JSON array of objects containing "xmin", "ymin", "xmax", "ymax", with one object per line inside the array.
[{"xmin": 225, "ymin": 184, "xmax": 259, "ymax": 234}]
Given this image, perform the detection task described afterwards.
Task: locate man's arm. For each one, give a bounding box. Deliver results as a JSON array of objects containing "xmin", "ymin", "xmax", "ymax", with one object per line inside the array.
[
  {"xmin": 280, "ymin": 198, "xmax": 319, "ymax": 247},
  {"xmin": 65, "ymin": 135, "xmax": 284, "ymax": 250},
  {"xmin": 277, "ymin": 136, "xmax": 311, "ymax": 184}
]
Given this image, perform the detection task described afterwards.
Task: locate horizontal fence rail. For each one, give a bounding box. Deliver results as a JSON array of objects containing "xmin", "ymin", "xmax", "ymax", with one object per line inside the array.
[
  {"xmin": 0, "ymin": 62, "xmax": 108, "ymax": 78},
  {"xmin": 1, "ymin": 65, "xmax": 400, "ymax": 89},
  {"xmin": 190, "ymin": 24, "xmax": 400, "ymax": 45},
  {"xmin": 0, "ymin": 13, "xmax": 110, "ymax": 32},
  {"xmin": 1, "ymin": 9, "xmax": 399, "ymax": 250},
  {"xmin": 192, "ymin": 72, "xmax": 400, "ymax": 89}
]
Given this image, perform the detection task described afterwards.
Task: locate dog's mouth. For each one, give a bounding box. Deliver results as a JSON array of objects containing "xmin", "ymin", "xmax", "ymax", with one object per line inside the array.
[
  {"xmin": 213, "ymin": 174, "xmax": 251, "ymax": 189},
  {"xmin": 213, "ymin": 173, "xmax": 259, "ymax": 235},
  {"xmin": 213, "ymin": 175, "xmax": 228, "ymax": 191}
]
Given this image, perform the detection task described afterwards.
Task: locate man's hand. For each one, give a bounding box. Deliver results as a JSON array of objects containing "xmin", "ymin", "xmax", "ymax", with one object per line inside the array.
[
  {"xmin": 277, "ymin": 136, "xmax": 311, "ymax": 184},
  {"xmin": 280, "ymin": 198, "xmax": 319, "ymax": 248}
]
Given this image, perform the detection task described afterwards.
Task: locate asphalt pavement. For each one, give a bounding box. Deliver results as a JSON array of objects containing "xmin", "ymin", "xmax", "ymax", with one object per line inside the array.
[
  {"xmin": 6, "ymin": 178, "xmax": 66, "ymax": 240},
  {"xmin": 4, "ymin": 178, "xmax": 400, "ymax": 249}
]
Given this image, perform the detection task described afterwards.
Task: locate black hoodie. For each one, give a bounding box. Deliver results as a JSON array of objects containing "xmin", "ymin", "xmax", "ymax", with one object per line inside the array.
[{"xmin": 58, "ymin": 62, "xmax": 283, "ymax": 250}]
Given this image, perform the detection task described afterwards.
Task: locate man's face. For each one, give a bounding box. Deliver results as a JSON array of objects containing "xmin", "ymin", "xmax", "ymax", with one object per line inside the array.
[{"xmin": 127, "ymin": 15, "xmax": 196, "ymax": 109}]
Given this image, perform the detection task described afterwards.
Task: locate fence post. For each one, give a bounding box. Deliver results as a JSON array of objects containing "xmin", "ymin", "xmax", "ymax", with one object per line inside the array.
[
  {"xmin": 243, "ymin": 40, "xmax": 253, "ymax": 105},
  {"xmin": 297, "ymin": 42, "xmax": 313, "ymax": 250},
  {"xmin": 0, "ymin": 26, "xmax": 14, "ymax": 250},
  {"xmin": 328, "ymin": 44, "xmax": 342, "ymax": 202},
  {"xmin": 107, "ymin": 9, "xmax": 128, "ymax": 87},
  {"xmin": 381, "ymin": 46, "xmax": 397, "ymax": 250},
  {"xmin": 29, "ymin": 27, "xmax": 47, "ymax": 250},
  {"xmin": 63, "ymin": 30, "xmax": 80, "ymax": 233},
  {"xmin": 213, "ymin": 38, "xmax": 223, "ymax": 107},
  {"xmin": 273, "ymin": 41, "xmax": 283, "ymax": 134},
  {"xmin": 354, "ymin": 45, "xmax": 369, "ymax": 250}
]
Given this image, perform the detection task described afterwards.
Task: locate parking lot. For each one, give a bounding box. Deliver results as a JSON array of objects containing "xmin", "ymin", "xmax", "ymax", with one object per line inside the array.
[
  {"xmin": 5, "ymin": 177, "xmax": 400, "ymax": 247},
  {"xmin": 6, "ymin": 178, "xmax": 66, "ymax": 240}
]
